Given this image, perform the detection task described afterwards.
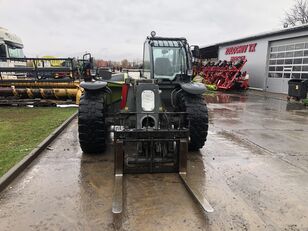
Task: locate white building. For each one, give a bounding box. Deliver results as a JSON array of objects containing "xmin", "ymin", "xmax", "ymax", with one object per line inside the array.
[{"xmin": 200, "ymin": 24, "xmax": 308, "ymax": 94}]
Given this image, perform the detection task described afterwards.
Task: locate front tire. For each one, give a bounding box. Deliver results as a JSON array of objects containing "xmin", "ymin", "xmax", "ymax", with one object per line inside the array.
[
  {"xmin": 179, "ymin": 92, "xmax": 208, "ymax": 151},
  {"xmin": 78, "ymin": 92, "xmax": 106, "ymax": 154}
]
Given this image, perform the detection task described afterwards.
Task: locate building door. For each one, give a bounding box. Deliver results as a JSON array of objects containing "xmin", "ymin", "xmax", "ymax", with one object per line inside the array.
[{"xmin": 267, "ymin": 37, "xmax": 308, "ymax": 94}]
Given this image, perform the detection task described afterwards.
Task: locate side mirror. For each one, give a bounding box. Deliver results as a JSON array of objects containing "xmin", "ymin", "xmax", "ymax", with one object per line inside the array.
[{"xmin": 193, "ymin": 45, "xmax": 200, "ymax": 58}]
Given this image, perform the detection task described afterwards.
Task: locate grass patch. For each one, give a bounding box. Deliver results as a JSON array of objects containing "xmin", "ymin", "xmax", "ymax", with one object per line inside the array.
[{"xmin": 0, "ymin": 107, "xmax": 77, "ymax": 177}]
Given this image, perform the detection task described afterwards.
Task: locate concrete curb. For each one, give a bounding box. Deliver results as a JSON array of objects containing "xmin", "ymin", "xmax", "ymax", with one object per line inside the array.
[{"xmin": 0, "ymin": 111, "xmax": 78, "ymax": 193}]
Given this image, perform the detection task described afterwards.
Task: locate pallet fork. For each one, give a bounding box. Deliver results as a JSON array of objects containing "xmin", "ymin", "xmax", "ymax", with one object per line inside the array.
[{"xmin": 112, "ymin": 138, "xmax": 214, "ymax": 215}]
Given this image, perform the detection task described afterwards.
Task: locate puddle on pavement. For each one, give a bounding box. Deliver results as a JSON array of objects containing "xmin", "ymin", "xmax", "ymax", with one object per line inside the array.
[
  {"xmin": 205, "ymin": 92, "xmax": 248, "ymax": 104},
  {"xmin": 205, "ymin": 91, "xmax": 308, "ymax": 117}
]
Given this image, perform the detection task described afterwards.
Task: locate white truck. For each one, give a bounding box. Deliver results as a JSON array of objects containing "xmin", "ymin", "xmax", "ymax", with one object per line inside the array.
[{"xmin": 0, "ymin": 27, "xmax": 26, "ymax": 78}]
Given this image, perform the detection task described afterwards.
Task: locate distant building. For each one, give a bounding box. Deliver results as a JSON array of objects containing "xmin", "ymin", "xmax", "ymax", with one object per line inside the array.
[
  {"xmin": 95, "ymin": 59, "xmax": 109, "ymax": 68},
  {"xmin": 200, "ymin": 24, "xmax": 308, "ymax": 94}
]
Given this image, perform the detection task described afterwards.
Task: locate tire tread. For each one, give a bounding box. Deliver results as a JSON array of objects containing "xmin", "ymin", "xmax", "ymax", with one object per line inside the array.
[{"xmin": 78, "ymin": 92, "xmax": 106, "ymax": 154}]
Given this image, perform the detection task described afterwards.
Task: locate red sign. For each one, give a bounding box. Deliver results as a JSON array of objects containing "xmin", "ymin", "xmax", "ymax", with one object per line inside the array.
[
  {"xmin": 230, "ymin": 56, "xmax": 246, "ymax": 62},
  {"xmin": 225, "ymin": 43, "xmax": 257, "ymax": 55}
]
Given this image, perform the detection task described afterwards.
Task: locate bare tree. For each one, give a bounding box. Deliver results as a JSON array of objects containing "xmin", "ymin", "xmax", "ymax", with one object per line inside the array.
[
  {"xmin": 284, "ymin": 0, "xmax": 308, "ymax": 27},
  {"xmin": 121, "ymin": 59, "xmax": 129, "ymax": 68}
]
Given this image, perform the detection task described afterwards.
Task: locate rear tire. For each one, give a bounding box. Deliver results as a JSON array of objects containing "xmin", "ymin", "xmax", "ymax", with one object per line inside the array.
[
  {"xmin": 179, "ymin": 93, "xmax": 208, "ymax": 151},
  {"xmin": 78, "ymin": 92, "xmax": 106, "ymax": 154}
]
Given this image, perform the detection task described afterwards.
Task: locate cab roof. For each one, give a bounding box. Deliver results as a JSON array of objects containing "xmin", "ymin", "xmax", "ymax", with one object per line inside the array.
[
  {"xmin": 0, "ymin": 27, "xmax": 23, "ymax": 48},
  {"xmin": 146, "ymin": 37, "xmax": 187, "ymax": 47}
]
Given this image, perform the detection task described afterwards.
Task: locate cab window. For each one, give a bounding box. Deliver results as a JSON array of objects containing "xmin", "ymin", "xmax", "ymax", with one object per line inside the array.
[
  {"xmin": 143, "ymin": 43, "xmax": 151, "ymax": 79},
  {"xmin": 153, "ymin": 47, "xmax": 187, "ymax": 80},
  {"xmin": 8, "ymin": 46, "xmax": 24, "ymax": 58},
  {"xmin": 0, "ymin": 44, "xmax": 7, "ymax": 58}
]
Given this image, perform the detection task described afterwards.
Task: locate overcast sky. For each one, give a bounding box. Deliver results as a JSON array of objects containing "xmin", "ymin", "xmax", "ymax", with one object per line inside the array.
[{"xmin": 0, "ymin": 0, "xmax": 294, "ymax": 60}]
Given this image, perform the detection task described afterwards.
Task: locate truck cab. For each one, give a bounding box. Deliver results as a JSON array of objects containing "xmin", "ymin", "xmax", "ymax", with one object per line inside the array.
[{"xmin": 0, "ymin": 27, "xmax": 26, "ymax": 78}]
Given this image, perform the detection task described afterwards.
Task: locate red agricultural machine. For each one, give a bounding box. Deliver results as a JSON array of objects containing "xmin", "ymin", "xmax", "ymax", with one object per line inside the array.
[{"xmin": 201, "ymin": 59, "xmax": 249, "ymax": 90}]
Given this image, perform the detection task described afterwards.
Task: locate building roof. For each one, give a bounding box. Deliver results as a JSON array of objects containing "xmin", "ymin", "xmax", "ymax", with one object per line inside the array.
[
  {"xmin": 201, "ymin": 24, "xmax": 308, "ymax": 49},
  {"xmin": 199, "ymin": 45, "xmax": 218, "ymax": 59}
]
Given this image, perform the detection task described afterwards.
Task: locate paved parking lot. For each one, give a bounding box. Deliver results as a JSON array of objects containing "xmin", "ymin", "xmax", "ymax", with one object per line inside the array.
[{"xmin": 0, "ymin": 90, "xmax": 307, "ymax": 231}]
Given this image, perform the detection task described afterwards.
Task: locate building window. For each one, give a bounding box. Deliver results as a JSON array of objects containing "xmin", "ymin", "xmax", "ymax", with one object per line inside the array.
[
  {"xmin": 271, "ymin": 47, "xmax": 278, "ymax": 52},
  {"xmin": 294, "ymin": 51, "xmax": 303, "ymax": 57},
  {"xmin": 277, "ymin": 59, "xmax": 284, "ymax": 65},
  {"xmin": 270, "ymin": 53, "xmax": 277, "ymax": 59},
  {"xmin": 268, "ymin": 40, "xmax": 308, "ymax": 79},
  {"xmin": 292, "ymin": 73, "xmax": 300, "ymax": 78},
  {"xmin": 302, "ymin": 66, "xmax": 308, "ymax": 71},
  {"xmin": 277, "ymin": 52, "xmax": 285, "ymax": 58},
  {"xmin": 284, "ymin": 73, "xmax": 291, "ymax": 78},
  {"xmin": 278, "ymin": 46, "xmax": 286, "ymax": 52},
  {"xmin": 295, "ymin": 43, "xmax": 305, "ymax": 50},
  {"xmin": 294, "ymin": 58, "xmax": 303, "ymax": 64},
  {"xmin": 269, "ymin": 66, "xmax": 275, "ymax": 71},
  {"xmin": 286, "ymin": 44, "xmax": 295, "ymax": 51}
]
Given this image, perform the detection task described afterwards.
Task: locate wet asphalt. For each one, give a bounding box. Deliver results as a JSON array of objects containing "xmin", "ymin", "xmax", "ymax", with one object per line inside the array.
[{"xmin": 0, "ymin": 91, "xmax": 307, "ymax": 231}]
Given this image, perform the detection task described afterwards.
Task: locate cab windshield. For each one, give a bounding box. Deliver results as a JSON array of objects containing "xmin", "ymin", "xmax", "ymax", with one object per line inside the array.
[
  {"xmin": 153, "ymin": 47, "xmax": 187, "ymax": 80},
  {"xmin": 8, "ymin": 46, "xmax": 24, "ymax": 58}
]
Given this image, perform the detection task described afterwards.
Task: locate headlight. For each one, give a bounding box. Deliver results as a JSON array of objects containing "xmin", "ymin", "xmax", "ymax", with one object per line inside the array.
[{"xmin": 141, "ymin": 90, "xmax": 155, "ymax": 111}]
